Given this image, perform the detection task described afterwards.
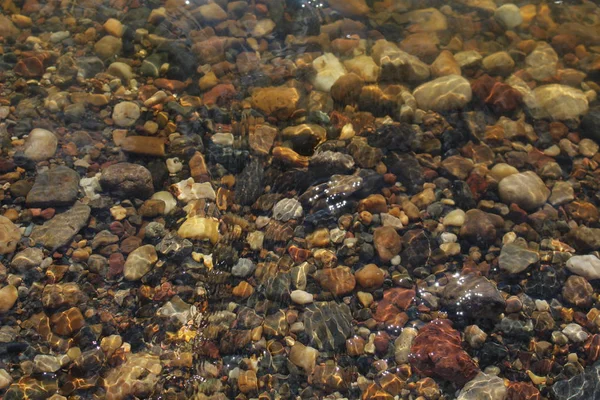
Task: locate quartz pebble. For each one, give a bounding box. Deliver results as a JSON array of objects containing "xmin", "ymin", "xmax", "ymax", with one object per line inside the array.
[{"xmin": 23, "ymin": 128, "xmax": 58, "ymax": 161}]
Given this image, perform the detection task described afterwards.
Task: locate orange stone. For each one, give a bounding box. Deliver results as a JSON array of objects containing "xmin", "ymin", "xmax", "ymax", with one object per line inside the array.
[{"xmin": 120, "ymin": 136, "xmax": 165, "ymax": 156}]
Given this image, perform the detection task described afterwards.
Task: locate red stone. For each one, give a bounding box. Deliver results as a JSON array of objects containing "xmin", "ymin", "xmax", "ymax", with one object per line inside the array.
[
  {"xmin": 409, "ymin": 319, "xmax": 479, "ymax": 387},
  {"xmin": 506, "ymin": 381, "xmax": 541, "ymax": 400},
  {"xmin": 154, "ymin": 78, "xmax": 188, "ymax": 92},
  {"xmin": 15, "ymin": 56, "xmax": 45, "ymax": 78},
  {"xmin": 485, "ymin": 82, "xmax": 522, "ymax": 114},
  {"xmin": 203, "ymin": 83, "xmax": 236, "ymax": 107},
  {"xmin": 374, "ymin": 288, "xmax": 415, "ymax": 323},
  {"xmin": 108, "ymin": 253, "xmax": 125, "ymax": 278}
]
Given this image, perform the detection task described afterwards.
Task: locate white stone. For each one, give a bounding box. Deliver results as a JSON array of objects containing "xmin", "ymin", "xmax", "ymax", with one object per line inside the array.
[
  {"xmin": 112, "ymin": 101, "xmax": 140, "ymax": 127},
  {"xmin": 413, "ymin": 75, "xmax": 472, "ymax": 112},
  {"xmin": 272, "ymin": 198, "xmax": 303, "ymax": 222},
  {"xmin": 166, "ymin": 158, "xmax": 183, "ymax": 174},
  {"xmin": 291, "ymin": 290, "xmax": 314, "ymax": 305},
  {"xmin": 566, "ymin": 255, "xmax": 600, "ymax": 280},
  {"xmin": 211, "ymin": 132, "xmax": 234, "ymax": 146},
  {"xmin": 24, "ymin": 128, "xmax": 58, "ymax": 161},
  {"xmin": 171, "ymin": 178, "xmax": 216, "ymax": 202},
  {"xmin": 394, "ymin": 327, "xmax": 418, "ymax": 364},
  {"xmin": 312, "ymin": 53, "xmax": 347, "ymax": 92},
  {"xmin": 381, "ymin": 213, "xmax": 403, "ymax": 229},
  {"xmin": 494, "ymin": 4, "xmax": 523, "ymax": 29},
  {"xmin": 443, "ymin": 209, "xmax": 466, "ymax": 226},
  {"xmin": 524, "ymin": 84, "xmax": 589, "ymax": 120},
  {"xmin": 0, "ymin": 369, "xmax": 12, "ymax": 390},
  {"xmin": 525, "ymin": 42, "xmax": 558, "ymax": 81},
  {"xmin": 151, "ymin": 191, "xmax": 177, "ymax": 214},
  {"xmin": 80, "ymin": 175, "xmax": 102, "ymax": 200},
  {"xmin": 562, "ymin": 323, "xmax": 589, "ymax": 343}
]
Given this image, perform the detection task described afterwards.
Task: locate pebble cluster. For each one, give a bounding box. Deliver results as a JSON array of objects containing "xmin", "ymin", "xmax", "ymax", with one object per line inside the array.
[{"xmin": 1, "ymin": 0, "xmax": 600, "ymax": 399}]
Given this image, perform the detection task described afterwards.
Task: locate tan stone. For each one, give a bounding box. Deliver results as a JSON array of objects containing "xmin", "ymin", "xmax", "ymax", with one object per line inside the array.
[{"xmin": 251, "ymin": 86, "xmax": 300, "ymax": 120}]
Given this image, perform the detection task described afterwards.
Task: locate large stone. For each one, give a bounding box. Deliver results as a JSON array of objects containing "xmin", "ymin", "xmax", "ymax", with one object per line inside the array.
[
  {"xmin": 26, "ymin": 166, "xmax": 80, "ymax": 208},
  {"xmin": 525, "ymin": 42, "xmax": 558, "ymax": 81},
  {"xmin": 441, "ymin": 274, "xmax": 505, "ymax": 320},
  {"xmin": 413, "ymin": 75, "xmax": 472, "ymax": 112},
  {"xmin": 327, "ymin": 0, "xmax": 369, "ymax": 17},
  {"xmin": 458, "ymin": 372, "xmax": 507, "ymax": 400},
  {"xmin": 251, "ymin": 87, "xmax": 299, "ymax": 120},
  {"xmin": 23, "ymin": 128, "xmax": 58, "ymax": 161},
  {"xmin": 311, "ymin": 53, "xmax": 347, "ymax": 92},
  {"xmin": 11, "ymin": 247, "xmax": 43, "ymax": 272},
  {"xmin": 566, "ymin": 255, "xmax": 600, "ymax": 280},
  {"xmin": 94, "ymin": 35, "xmax": 122, "ymax": 60},
  {"xmin": 0, "ymin": 15, "xmax": 20, "ymax": 39},
  {"xmin": 524, "ymin": 84, "xmax": 589, "ymax": 120},
  {"xmin": 373, "ymin": 226, "xmax": 402, "ymax": 262},
  {"xmin": 372, "ymin": 39, "xmax": 430, "ymax": 82},
  {"xmin": 303, "ymin": 302, "xmax": 353, "ymax": 351},
  {"xmin": 100, "ymin": 163, "xmax": 154, "ymax": 199},
  {"xmin": 30, "ymin": 202, "xmax": 91, "ymax": 250},
  {"xmin": 124, "ymin": 245, "xmax": 158, "ymax": 281},
  {"xmin": 498, "ymin": 242, "xmax": 540, "ymax": 274},
  {"xmin": 0, "ymin": 216, "xmax": 21, "ymax": 255},
  {"xmin": 177, "ymin": 216, "xmax": 220, "ymax": 244},
  {"xmin": 552, "ymin": 363, "xmax": 600, "ymax": 400},
  {"xmin": 498, "ymin": 171, "xmax": 549, "ymax": 210}
]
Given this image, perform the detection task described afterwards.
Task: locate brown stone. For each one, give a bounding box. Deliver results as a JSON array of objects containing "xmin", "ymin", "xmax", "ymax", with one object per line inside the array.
[
  {"xmin": 431, "ymin": 50, "xmax": 461, "ymax": 77},
  {"xmin": 355, "ymin": 264, "xmax": 385, "ymax": 290},
  {"xmin": 562, "ymin": 275, "xmax": 593, "ymax": 308},
  {"xmin": 238, "ymin": 370, "xmax": 258, "ymax": 393},
  {"xmin": 249, "ymin": 124, "xmax": 277, "ymax": 155},
  {"xmin": 189, "ymin": 152, "xmax": 210, "ymax": 183},
  {"xmin": 120, "ymin": 136, "xmax": 165, "ymax": 156},
  {"xmin": 410, "ymin": 319, "xmax": 479, "ymax": 387},
  {"xmin": 315, "ymin": 266, "xmax": 356, "ymax": 296},
  {"xmin": 139, "ymin": 199, "xmax": 165, "ymax": 217},
  {"xmin": 331, "ymin": 73, "xmax": 364, "ymax": 105},
  {"xmin": 373, "ymin": 226, "xmax": 402, "ymax": 262},
  {"xmin": 15, "ymin": 56, "xmax": 44, "ymax": 77},
  {"xmin": 251, "ymin": 86, "xmax": 299, "ymax": 120},
  {"xmin": 50, "ymin": 307, "xmax": 85, "ymax": 336},
  {"xmin": 358, "ymin": 194, "xmax": 387, "ymax": 213}
]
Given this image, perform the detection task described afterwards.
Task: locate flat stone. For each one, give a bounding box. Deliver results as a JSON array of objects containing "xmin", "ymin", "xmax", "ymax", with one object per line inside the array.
[
  {"xmin": 526, "ymin": 42, "xmax": 558, "ymax": 81},
  {"xmin": 100, "ymin": 163, "xmax": 154, "ymax": 199},
  {"xmin": 24, "ymin": 128, "xmax": 58, "ymax": 161},
  {"xmin": 34, "ymin": 355, "xmax": 61, "ymax": 373},
  {"xmin": 124, "ymin": 245, "xmax": 158, "ymax": 281},
  {"xmin": 0, "ymin": 15, "xmax": 20, "ymax": 39},
  {"xmin": 498, "ymin": 171, "xmax": 549, "ymax": 210},
  {"xmin": 0, "ymin": 285, "xmax": 18, "ymax": 313},
  {"xmin": 249, "ymin": 124, "xmax": 277, "ymax": 155},
  {"xmin": 343, "ymin": 55, "xmax": 380, "ymax": 82},
  {"xmin": 482, "ymin": 51, "xmax": 515, "ymax": 76},
  {"xmin": 26, "ymin": 166, "xmax": 79, "ymax": 208},
  {"xmin": 458, "ymin": 372, "xmax": 507, "ymax": 400},
  {"xmin": 442, "ymin": 274, "xmax": 506, "ymax": 319},
  {"xmin": 11, "ymin": 247, "xmax": 43, "ymax": 272},
  {"xmin": 272, "ymin": 198, "xmax": 303, "ymax": 222},
  {"xmin": 499, "ymin": 242, "xmax": 539, "ymax": 274},
  {"xmin": 327, "ymin": 0, "xmax": 369, "ymax": 17},
  {"xmin": 372, "ymin": 39, "xmax": 430, "ymax": 82},
  {"xmin": 251, "ymin": 87, "xmax": 299, "ymax": 120},
  {"xmin": 413, "ymin": 75, "xmax": 472, "ymax": 112},
  {"xmin": 94, "ymin": 35, "xmax": 122, "ymax": 60},
  {"xmin": 30, "ymin": 202, "xmax": 91, "ymax": 250},
  {"xmin": 120, "ymin": 136, "xmax": 165, "ymax": 156},
  {"xmin": 303, "ymin": 301, "xmax": 353, "ymax": 351}
]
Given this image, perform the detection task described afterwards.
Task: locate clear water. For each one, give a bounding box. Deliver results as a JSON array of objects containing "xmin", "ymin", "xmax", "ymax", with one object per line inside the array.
[{"xmin": 0, "ymin": 0, "xmax": 600, "ymax": 399}]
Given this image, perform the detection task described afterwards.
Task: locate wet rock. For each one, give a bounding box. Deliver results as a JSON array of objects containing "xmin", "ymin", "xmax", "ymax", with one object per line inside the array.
[
  {"xmin": 0, "ymin": 15, "xmax": 20, "ymax": 39},
  {"xmin": 331, "ymin": 73, "xmax": 364, "ymax": 104},
  {"xmin": 442, "ymin": 274, "xmax": 506, "ymax": 320},
  {"xmin": 566, "ymin": 255, "xmax": 600, "ymax": 280},
  {"xmin": 272, "ymin": 198, "xmax": 303, "ymax": 222},
  {"xmin": 581, "ymin": 107, "xmax": 600, "ymax": 142},
  {"xmin": 171, "ymin": 179, "xmax": 215, "ymax": 202},
  {"xmin": 431, "ymin": 50, "xmax": 461, "ymax": 77},
  {"xmin": 482, "ymin": 51, "xmax": 515, "ymax": 76},
  {"xmin": 0, "ymin": 285, "xmax": 18, "ymax": 313},
  {"xmin": 177, "ymin": 217, "xmax": 220, "ymax": 244},
  {"xmin": 549, "ymin": 181, "xmax": 575, "ymax": 206},
  {"xmin": 373, "ymin": 226, "xmax": 402, "ymax": 263},
  {"xmin": 410, "ymin": 319, "xmax": 479, "ymax": 387},
  {"xmin": 524, "ymin": 84, "xmax": 589, "ymax": 120},
  {"xmin": 494, "ymin": 4, "xmax": 523, "ymax": 29},
  {"xmin": 235, "ymin": 159, "xmax": 264, "ymax": 206},
  {"xmin": 0, "ymin": 216, "xmax": 21, "ymax": 255},
  {"xmin": 24, "ymin": 128, "xmax": 57, "ymax": 161},
  {"xmin": 34, "ymin": 355, "xmax": 61, "ymax": 373},
  {"xmin": 100, "ymin": 163, "xmax": 154, "ymax": 199},
  {"xmin": 291, "ymin": 290, "xmax": 313, "ymax": 305},
  {"xmin": 355, "ymin": 264, "xmax": 385, "ymax": 290},
  {"xmin": 328, "ymin": 0, "xmax": 369, "ymax": 17},
  {"xmin": 11, "ymin": 247, "xmax": 43, "ymax": 272},
  {"xmin": 41, "ymin": 283, "xmax": 83, "ymax": 309},
  {"xmin": 232, "ymin": 258, "xmax": 256, "ymax": 278},
  {"xmin": 457, "ymin": 372, "xmax": 507, "ymax": 400},
  {"xmin": 315, "ymin": 266, "xmax": 356, "ymax": 296},
  {"xmin": 94, "ymin": 35, "xmax": 122, "ymax": 60},
  {"xmin": 158, "ymin": 296, "xmax": 191, "ymax": 326},
  {"xmin": 103, "ymin": 353, "xmax": 161, "ymax": 399},
  {"xmin": 120, "ymin": 136, "xmax": 165, "ymax": 157},
  {"xmin": 289, "ymin": 342, "xmax": 318, "ymax": 374},
  {"xmin": 563, "ymin": 275, "xmax": 593, "ymax": 308},
  {"xmin": 459, "ymin": 209, "xmax": 499, "ymax": 244},
  {"xmin": 251, "ymin": 87, "xmax": 299, "ymax": 120},
  {"xmin": 312, "ymin": 53, "xmax": 347, "ymax": 92},
  {"xmin": 124, "ymin": 245, "xmax": 157, "ymax": 281},
  {"xmin": 526, "ymin": 42, "xmax": 558, "ymax": 81},
  {"xmin": 384, "ymin": 152, "xmax": 424, "ymax": 192},
  {"xmin": 26, "ymin": 166, "xmax": 79, "ymax": 208},
  {"xmin": 310, "ymin": 151, "xmax": 354, "ymax": 176},
  {"xmin": 372, "ymin": 39, "xmax": 430, "ymax": 82},
  {"xmin": 51, "ymin": 307, "xmax": 85, "ymax": 336},
  {"xmin": 303, "ymin": 302, "xmax": 353, "ymax": 351},
  {"xmin": 30, "ymin": 202, "xmax": 91, "ymax": 250},
  {"xmin": 112, "ymin": 101, "xmax": 140, "ymax": 127},
  {"xmin": 348, "ymin": 138, "xmax": 383, "ymax": 168},
  {"xmin": 413, "ymin": 75, "xmax": 472, "ymax": 112},
  {"xmin": 498, "ymin": 242, "xmax": 540, "ymax": 274},
  {"xmin": 249, "ymin": 124, "xmax": 277, "ymax": 155},
  {"xmin": 343, "ymin": 55, "xmax": 380, "ymax": 82},
  {"xmin": 498, "ymin": 171, "xmax": 549, "ymax": 210}
]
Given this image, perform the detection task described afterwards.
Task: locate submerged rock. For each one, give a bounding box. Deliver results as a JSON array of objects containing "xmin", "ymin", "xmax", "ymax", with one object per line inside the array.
[
  {"xmin": 303, "ymin": 302, "xmax": 353, "ymax": 351},
  {"xmin": 30, "ymin": 202, "xmax": 91, "ymax": 250}
]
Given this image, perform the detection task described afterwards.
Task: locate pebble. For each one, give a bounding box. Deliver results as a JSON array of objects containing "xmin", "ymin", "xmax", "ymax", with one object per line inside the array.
[
  {"xmin": 355, "ymin": 264, "xmax": 385, "ymax": 290},
  {"xmin": 0, "ymin": 285, "xmax": 18, "ymax": 313},
  {"xmin": 482, "ymin": 51, "xmax": 515, "ymax": 76},
  {"xmin": 11, "ymin": 247, "xmax": 43, "ymax": 272},
  {"xmin": 457, "ymin": 372, "xmax": 507, "ymax": 400},
  {"xmin": 100, "ymin": 163, "xmax": 154, "ymax": 199},
  {"xmin": 123, "ymin": 245, "xmax": 158, "ymax": 281},
  {"xmin": 94, "ymin": 35, "xmax": 122, "ymax": 60},
  {"xmin": 498, "ymin": 171, "xmax": 550, "ymax": 210},
  {"xmin": 112, "ymin": 101, "xmax": 141, "ymax": 127},
  {"xmin": 251, "ymin": 87, "xmax": 299, "ymax": 120},
  {"xmin": 498, "ymin": 242, "xmax": 540, "ymax": 274},
  {"xmin": 562, "ymin": 323, "xmax": 588, "ymax": 343},
  {"xmin": 232, "ymin": 258, "xmax": 256, "ymax": 278},
  {"xmin": 272, "ymin": 198, "xmax": 303, "ymax": 222},
  {"xmin": 291, "ymin": 290, "xmax": 313, "ymax": 305},
  {"xmin": 0, "ymin": 216, "xmax": 21, "ymax": 255},
  {"xmin": 413, "ymin": 75, "xmax": 472, "ymax": 112},
  {"xmin": 494, "ymin": 4, "xmax": 523, "ymax": 29},
  {"xmin": 0, "ymin": 369, "xmax": 12, "ymax": 390},
  {"xmin": 566, "ymin": 255, "xmax": 600, "ymax": 280},
  {"xmin": 289, "ymin": 342, "xmax": 319, "ymax": 374},
  {"xmin": 312, "ymin": 53, "xmax": 347, "ymax": 92},
  {"xmin": 34, "ymin": 355, "xmax": 61, "ymax": 373},
  {"xmin": 30, "ymin": 202, "xmax": 91, "ymax": 250},
  {"xmin": 524, "ymin": 84, "xmax": 589, "ymax": 120},
  {"xmin": 373, "ymin": 226, "xmax": 402, "ymax": 262},
  {"xmin": 26, "ymin": 166, "xmax": 80, "ymax": 208},
  {"xmin": 23, "ymin": 128, "xmax": 58, "ymax": 161}
]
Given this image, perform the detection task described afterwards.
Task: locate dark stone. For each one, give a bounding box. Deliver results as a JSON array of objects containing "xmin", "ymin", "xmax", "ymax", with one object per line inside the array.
[
  {"xmin": 384, "ymin": 152, "xmax": 424, "ymax": 193},
  {"xmin": 552, "ymin": 363, "xmax": 600, "ymax": 400},
  {"xmin": 581, "ymin": 107, "xmax": 600, "ymax": 143},
  {"xmin": 235, "ymin": 159, "xmax": 264, "ymax": 206},
  {"xmin": 451, "ymin": 180, "xmax": 476, "ymax": 209},
  {"xmin": 441, "ymin": 274, "xmax": 506, "ymax": 321},
  {"xmin": 99, "ymin": 162, "xmax": 154, "ymax": 199},
  {"xmin": 367, "ymin": 123, "xmax": 417, "ymax": 153},
  {"xmin": 524, "ymin": 265, "xmax": 564, "ymax": 300},
  {"xmin": 26, "ymin": 166, "xmax": 80, "ymax": 208}
]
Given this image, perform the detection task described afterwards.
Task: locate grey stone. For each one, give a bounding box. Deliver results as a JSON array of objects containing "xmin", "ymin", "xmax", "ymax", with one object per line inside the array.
[
  {"xmin": 26, "ymin": 166, "xmax": 80, "ymax": 208},
  {"xmin": 499, "ymin": 242, "xmax": 539, "ymax": 274},
  {"xmin": 30, "ymin": 202, "xmax": 91, "ymax": 250},
  {"xmin": 100, "ymin": 163, "xmax": 154, "ymax": 199}
]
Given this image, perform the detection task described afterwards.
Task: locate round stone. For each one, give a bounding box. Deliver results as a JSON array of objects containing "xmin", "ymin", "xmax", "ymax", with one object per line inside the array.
[
  {"xmin": 498, "ymin": 171, "xmax": 550, "ymax": 210},
  {"xmin": 100, "ymin": 163, "xmax": 154, "ymax": 199},
  {"xmin": 112, "ymin": 101, "xmax": 140, "ymax": 127},
  {"xmin": 24, "ymin": 128, "xmax": 58, "ymax": 161},
  {"xmin": 291, "ymin": 290, "xmax": 314, "ymax": 305},
  {"xmin": 494, "ymin": 4, "xmax": 523, "ymax": 29},
  {"xmin": 123, "ymin": 245, "xmax": 158, "ymax": 281},
  {"xmin": 0, "ymin": 216, "xmax": 21, "ymax": 255}
]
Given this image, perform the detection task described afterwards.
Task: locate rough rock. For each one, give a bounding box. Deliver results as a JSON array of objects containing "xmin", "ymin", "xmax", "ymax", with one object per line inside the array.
[
  {"xmin": 413, "ymin": 75, "xmax": 472, "ymax": 112},
  {"xmin": 442, "ymin": 274, "xmax": 506, "ymax": 319},
  {"xmin": 100, "ymin": 163, "xmax": 154, "ymax": 199},
  {"xmin": 524, "ymin": 84, "xmax": 589, "ymax": 120},
  {"xmin": 566, "ymin": 255, "xmax": 600, "ymax": 280},
  {"xmin": 498, "ymin": 242, "xmax": 540, "ymax": 274},
  {"xmin": 498, "ymin": 171, "xmax": 550, "ymax": 210},
  {"xmin": 251, "ymin": 87, "xmax": 299, "ymax": 120},
  {"xmin": 0, "ymin": 216, "xmax": 21, "ymax": 255},
  {"xmin": 26, "ymin": 166, "xmax": 80, "ymax": 208},
  {"xmin": 30, "ymin": 202, "xmax": 91, "ymax": 250}
]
